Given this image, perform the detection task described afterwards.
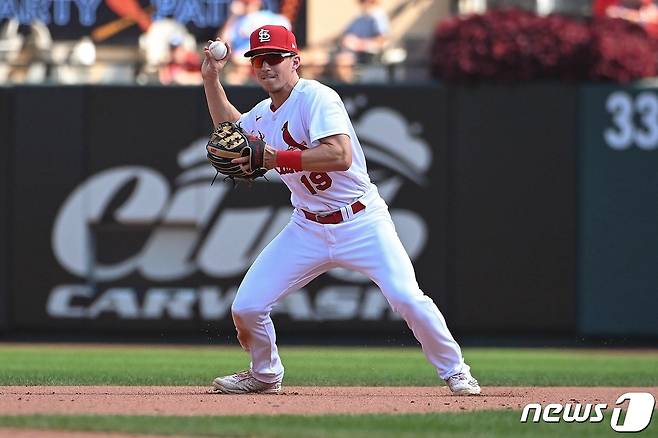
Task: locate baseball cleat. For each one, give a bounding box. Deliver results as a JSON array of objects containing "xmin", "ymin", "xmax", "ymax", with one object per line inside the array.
[
  {"xmin": 209, "ymin": 370, "xmax": 282, "ymax": 394},
  {"xmin": 445, "ymin": 371, "xmax": 481, "ymax": 395}
]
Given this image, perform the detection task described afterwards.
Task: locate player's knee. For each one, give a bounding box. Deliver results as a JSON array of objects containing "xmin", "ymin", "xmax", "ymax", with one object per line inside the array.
[
  {"xmin": 387, "ymin": 295, "xmax": 413, "ymax": 315},
  {"xmin": 231, "ymin": 302, "xmax": 267, "ymax": 323},
  {"xmin": 385, "ymin": 289, "xmax": 428, "ymax": 316}
]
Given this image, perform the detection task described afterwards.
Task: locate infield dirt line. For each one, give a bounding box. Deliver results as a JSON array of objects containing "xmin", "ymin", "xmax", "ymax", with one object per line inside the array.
[
  {"xmin": 0, "ymin": 429, "xmax": 180, "ymax": 438},
  {"xmin": 1, "ymin": 386, "xmax": 656, "ymax": 416}
]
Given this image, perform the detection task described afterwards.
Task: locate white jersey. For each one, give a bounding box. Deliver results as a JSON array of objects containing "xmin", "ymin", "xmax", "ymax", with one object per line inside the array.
[{"xmin": 238, "ymin": 79, "xmax": 374, "ymax": 213}]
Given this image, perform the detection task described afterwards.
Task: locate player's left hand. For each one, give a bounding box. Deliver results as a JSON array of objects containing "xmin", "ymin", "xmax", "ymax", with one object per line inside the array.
[
  {"xmin": 206, "ymin": 121, "xmax": 268, "ymax": 181},
  {"xmin": 233, "ymin": 145, "xmax": 276, "ymax": 170}
]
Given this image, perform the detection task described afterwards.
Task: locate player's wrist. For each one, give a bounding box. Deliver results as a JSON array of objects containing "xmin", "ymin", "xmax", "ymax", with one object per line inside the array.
[
  {"xmin": 275, "ymin": 150, "xmax": 303, "ymax": 170},
  {"xmin": 202, "ymin": 75, "xmax": 222, "ymax": 89},
  {"xmin": 263, "ymin": 145, "xmax": 277, "ymax": 169}
]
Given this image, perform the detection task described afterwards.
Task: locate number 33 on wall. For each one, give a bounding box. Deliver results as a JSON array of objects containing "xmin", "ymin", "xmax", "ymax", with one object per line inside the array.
[{"xmin": 605, "ymin": 91, "xmax": 658, "ymax": 151}]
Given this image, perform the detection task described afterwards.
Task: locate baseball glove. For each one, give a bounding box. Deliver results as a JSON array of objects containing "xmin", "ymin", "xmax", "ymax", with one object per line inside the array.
[{"xmin": 206, "ymin": 121, "xmax": 268, "ymax": 182}]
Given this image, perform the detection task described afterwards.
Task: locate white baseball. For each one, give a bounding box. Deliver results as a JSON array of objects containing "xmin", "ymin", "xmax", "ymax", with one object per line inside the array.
[{"xmin": 209, "ymin": 41, "xmax": 228, "ymax": 61}]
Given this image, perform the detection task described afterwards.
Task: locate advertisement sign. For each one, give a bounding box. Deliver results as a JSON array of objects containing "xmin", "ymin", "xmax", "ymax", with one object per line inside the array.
[
  {"xmin": 0, "ymin": 0, "xmax": 287, "ymax": 43},
  {"xmin": 9, "ymin": 85, "xmax": 449, "ymax": 336}
]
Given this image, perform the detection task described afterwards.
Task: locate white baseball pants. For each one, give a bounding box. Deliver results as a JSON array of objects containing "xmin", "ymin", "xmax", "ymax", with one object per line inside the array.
[{"xmin": 230, "ymin": 189, "xmax": 470, "ymax": 383}]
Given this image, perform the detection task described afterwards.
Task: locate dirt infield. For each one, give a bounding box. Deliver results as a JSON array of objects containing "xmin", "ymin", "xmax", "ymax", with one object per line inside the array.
[{"xmin": 1, "ymin": 386, "xmax": 656, "ymax": 416}]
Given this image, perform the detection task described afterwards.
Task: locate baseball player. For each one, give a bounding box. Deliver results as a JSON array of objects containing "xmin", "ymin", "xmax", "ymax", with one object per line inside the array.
[{"xmin": 202, "ymin": 25, "xmax": 480, "ymax": 395}]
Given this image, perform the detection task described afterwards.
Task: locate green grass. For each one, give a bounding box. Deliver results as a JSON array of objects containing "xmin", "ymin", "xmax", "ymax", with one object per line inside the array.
[
  {"xmin": 1, "ymin": 345, "xmax": 656, "ymax": 437},
  {"xmin": 0, "ymin": 345, "xmax": 656, "ymax": 386},
  {"xmin": 0, "ymin": 411, "xmax": 653, "ymax": 438}
]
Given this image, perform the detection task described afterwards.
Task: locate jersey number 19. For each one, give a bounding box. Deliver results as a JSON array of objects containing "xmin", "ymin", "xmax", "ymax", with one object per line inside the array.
[{"xmin": 300, "ymin": 172, "xmax": 332, "ymax": 194}]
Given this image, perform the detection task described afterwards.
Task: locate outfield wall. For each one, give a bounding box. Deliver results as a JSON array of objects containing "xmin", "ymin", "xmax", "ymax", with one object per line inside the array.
[
  {"xmin": 447, "ymin": 84, "xmax": 578, "ymax": 334},
  {"xmin": 0, "ymin": 83, "xmax": 656, "ymax": 339},
  {"xmin": 0, "ymin": 87, "xmax": 10, "ymax": 331},
  {"xmin": 578, "ymin": 86, "xmax": 658, "ymax": 337}
]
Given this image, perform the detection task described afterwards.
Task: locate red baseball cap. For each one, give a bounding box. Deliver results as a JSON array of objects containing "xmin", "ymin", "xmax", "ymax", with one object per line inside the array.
[{"xmin": 244, "ymin": 25, "xmax": 299, "ymax": 57}]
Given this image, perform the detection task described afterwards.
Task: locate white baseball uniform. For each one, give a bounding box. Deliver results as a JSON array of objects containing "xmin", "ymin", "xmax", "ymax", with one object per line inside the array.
[{"xmin": 232, "ymin": 78, "xmax": 470, "ymax": 383}]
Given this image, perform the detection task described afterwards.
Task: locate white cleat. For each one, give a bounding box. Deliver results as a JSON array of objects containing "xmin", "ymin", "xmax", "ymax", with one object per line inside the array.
[
  {"xmin": 209, "ymin": 370, "xmax": 282, "ymax": 394},
  {"xmin": 445, "ymin": 371, "xmax": 481, "ymax": 395}
]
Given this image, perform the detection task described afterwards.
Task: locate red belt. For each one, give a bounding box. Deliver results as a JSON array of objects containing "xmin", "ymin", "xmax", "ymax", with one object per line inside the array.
[{"xmin": 302, "ymin": 201, "xmax": 366, "ymax": 224}]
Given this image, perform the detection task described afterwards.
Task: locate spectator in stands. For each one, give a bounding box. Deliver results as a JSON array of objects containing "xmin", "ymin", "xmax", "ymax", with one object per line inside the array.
[
  {"xmin": 334, "ymin": 0, "xmax": 390, "ymax": 82},
  {"xmin": 159, "ymin": 34, "xmax": 202, "ymax": 85},
  {"xmin": 218, "ymin": 0, "xmax": 291, "ymax": 84},
  {"xmin": 3, "ymin": 20, "xmax": 53, "ymax": 84},
  {"xmin": 594, "ymin": 0, "xmax": 658, "ymax": 37}
]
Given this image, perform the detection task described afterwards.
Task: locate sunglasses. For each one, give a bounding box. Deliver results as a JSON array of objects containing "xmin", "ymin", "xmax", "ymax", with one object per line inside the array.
[{"xmin": 250, "ymin": 52, "xmax": 295, "ymax": 68}]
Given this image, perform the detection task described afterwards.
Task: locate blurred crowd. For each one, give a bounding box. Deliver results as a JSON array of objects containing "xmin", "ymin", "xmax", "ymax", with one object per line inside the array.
[
  {"xmin": 1, "ymin": 0, "xmax": 658, "ymax": 86},
  {"xmin": 0, "ymin": 0, "xmax": 401, "ymax": 85}
]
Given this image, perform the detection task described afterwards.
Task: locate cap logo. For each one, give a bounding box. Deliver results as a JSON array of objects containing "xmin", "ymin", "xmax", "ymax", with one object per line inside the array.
[{"xmin": 258, "ymin": 28, "xmax": 271, "ymax": 43}]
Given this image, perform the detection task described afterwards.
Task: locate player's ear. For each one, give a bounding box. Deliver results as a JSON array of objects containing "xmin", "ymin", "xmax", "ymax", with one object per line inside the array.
[{"xmin": 292, "ymin": 55, "xmax": 301, "ymax": 71}]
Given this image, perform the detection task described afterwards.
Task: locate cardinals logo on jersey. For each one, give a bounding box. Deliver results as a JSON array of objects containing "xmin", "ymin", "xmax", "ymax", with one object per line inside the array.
[
  {"xmin": 281, "ymin": 121, "xmax": 307, "ymax": 150},
  {"xmin": 278, "ymin": 121, "xmax": 307, "ymax": 175},
  {"xmin": 278, "ymin": 121, "xmax": 332, "ymax": 192}
]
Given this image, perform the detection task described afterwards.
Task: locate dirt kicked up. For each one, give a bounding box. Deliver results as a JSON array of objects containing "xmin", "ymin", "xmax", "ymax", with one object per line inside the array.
[{"xmin": 1, "ymin": 386, "xmax": 656, "ymax": 416}]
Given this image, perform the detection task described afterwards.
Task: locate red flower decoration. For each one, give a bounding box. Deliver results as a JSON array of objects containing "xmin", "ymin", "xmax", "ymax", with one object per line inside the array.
[{"xmin": 430, "ymin": 9, "xmax": 657, "ymax": 83}]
